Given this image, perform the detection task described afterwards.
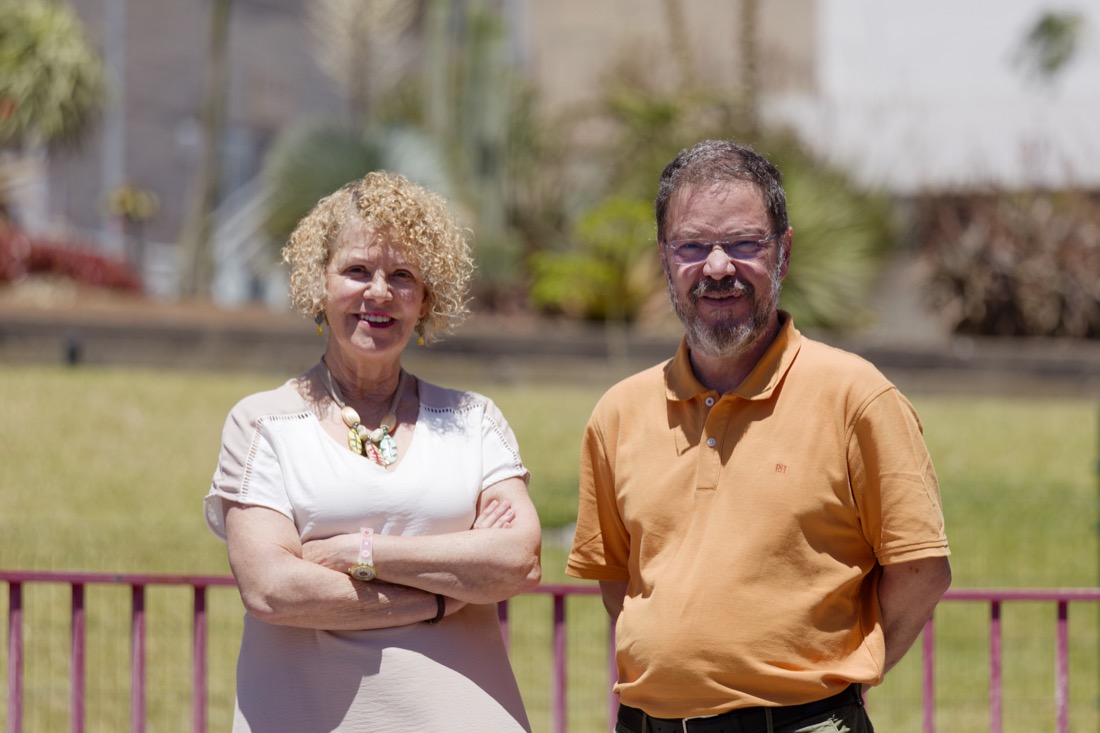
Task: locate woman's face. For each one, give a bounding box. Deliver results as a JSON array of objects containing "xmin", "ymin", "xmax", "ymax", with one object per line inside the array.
[{"xmin": 322, "ymin": 221, "xmax": 428, "ymax": 364}]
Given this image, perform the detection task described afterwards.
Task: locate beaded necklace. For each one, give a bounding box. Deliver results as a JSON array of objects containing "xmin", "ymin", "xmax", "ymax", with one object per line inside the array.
[{"xmin": 321, "ymin": 361, "xmax": 407, "ymax": 466}]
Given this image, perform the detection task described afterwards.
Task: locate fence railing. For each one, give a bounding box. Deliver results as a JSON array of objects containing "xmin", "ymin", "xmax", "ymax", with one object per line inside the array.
[
  {"xmin": 3, "ymin": 571, "xmax": 236, "ymax": 733},
  {"xmin": 919, "ymin": 588, "xmax": 1100, "ymax": 733},
  {"xmin": 2, "ymin": 571, "xmax": 1098, "ymax": 733}
]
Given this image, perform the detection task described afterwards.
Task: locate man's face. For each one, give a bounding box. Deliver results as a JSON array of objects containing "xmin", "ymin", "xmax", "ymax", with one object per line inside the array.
[{"xmin": 661, "ymin": 182, "xmax": 791, "ymax": 359}]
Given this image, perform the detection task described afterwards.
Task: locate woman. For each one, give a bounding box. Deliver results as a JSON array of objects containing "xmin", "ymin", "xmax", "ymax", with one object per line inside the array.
[{"xmin": 203, "ymin": 171, "xmax": 541, "ymax": 732}]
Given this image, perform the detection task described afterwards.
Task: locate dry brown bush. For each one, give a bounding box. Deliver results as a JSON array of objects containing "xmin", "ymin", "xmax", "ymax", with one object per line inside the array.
[{"xmin": 918, "ymin": 190, "xmax": 1100, "ymax": 338}]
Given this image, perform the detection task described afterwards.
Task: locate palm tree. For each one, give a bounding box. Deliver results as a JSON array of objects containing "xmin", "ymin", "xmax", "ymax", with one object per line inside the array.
[
  {"xmin": 738, "ymin": 0, "xmax": 760, "ymax": 138},
  {"xmin": 1013, "ymin": 10, "xmax": 1085, "ymax": 86},
  {"xmin": 259, "ymin": 0, "xmax": 444, "ymax": 246},
  {"xmin": 0, "ymin": 0, "xmax": 106, "ymax": 223},
  {"xmin": 307, "ymin": 0, "xmax": 416, "ymax": 126},
  {"xmin": 177, "ymin": 0, "xmax": 232, "ymax": 298},
  {"xmin": 0, "ymin": 0, "xmax": 105, "ymax": 150}
]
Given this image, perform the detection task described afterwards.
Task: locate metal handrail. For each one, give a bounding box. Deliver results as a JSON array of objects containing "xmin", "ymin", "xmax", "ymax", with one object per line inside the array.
[
  {"xmin": 1, "ymin": 571, "xmax": 606, "ymax": 733},
  {"xmin": 3, "ymin": 572, "xmax": 1098, "ymax": 733},
  {"xmin": 921, "ymin": 587, "xmax": 1100, "ymax": 733}
]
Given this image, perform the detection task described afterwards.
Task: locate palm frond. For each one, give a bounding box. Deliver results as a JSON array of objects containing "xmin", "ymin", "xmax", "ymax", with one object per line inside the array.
[{"xmin": 0, "ymin": 0, "xmax": 106, "ymax": 150}]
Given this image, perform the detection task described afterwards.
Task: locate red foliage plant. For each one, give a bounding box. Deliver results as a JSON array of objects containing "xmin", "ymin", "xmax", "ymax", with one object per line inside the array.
[{"xmin": 0, "ymin": 227, "xmax": 142, "ymax": 293}]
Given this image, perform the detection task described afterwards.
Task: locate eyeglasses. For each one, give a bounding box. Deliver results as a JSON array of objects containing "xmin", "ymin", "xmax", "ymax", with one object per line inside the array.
[{"xmin": 663, "ymin": 233, "xmax": 779, "ymax": 265}]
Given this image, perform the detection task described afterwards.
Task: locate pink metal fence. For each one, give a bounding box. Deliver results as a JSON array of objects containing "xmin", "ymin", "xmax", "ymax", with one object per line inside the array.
[
  {"xmin": 3, "ymin": 571, "xmax": 235, "ymax": 733},
  {"xmin": 3, "ymin": 571, "xmax": 1098, "ymax": 733},
  {"xmin": 919, "ymin": 588, "xmax": 1100, "ymax": 733}
]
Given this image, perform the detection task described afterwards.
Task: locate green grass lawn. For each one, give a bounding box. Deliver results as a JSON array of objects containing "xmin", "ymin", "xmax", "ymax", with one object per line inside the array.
[{"xmin": 1, "ymin": 364, "xmax": 1097, "ymax": 732}]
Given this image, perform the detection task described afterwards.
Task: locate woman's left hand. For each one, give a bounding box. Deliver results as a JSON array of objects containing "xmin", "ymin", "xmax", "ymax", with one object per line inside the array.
[{"xmin": 472, "ymin": 499, "xmax": 515, "ymax": 529}]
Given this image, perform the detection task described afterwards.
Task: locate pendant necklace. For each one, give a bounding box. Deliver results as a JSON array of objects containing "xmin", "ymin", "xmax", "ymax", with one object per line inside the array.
[{"xmin": 322, "ymin": 362, "xmax": 407, "ymax": 466}]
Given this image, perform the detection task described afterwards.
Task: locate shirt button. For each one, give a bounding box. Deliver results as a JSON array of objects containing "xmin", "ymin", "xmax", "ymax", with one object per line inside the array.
[
  {"xmin": 705, "ymin": 397, "xmax": 715, "ymax": 407},
  {"xmin": 706, "ymin": 437, "xmax": 717, "ymax": 448}
]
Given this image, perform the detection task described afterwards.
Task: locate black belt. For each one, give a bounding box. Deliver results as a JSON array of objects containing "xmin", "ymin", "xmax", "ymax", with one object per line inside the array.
[{"xmin": 616, "ymin": 684, "xmax": 862, "ymax": 733}]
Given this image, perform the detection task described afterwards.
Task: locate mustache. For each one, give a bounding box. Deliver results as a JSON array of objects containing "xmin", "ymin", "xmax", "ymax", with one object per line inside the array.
[{"xmin": 691, "ymin": 277, "xmax": 751, "ymax": 299}]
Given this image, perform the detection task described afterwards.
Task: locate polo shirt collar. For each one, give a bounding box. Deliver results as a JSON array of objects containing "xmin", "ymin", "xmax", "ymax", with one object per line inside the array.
[{"xmin": 664, "ymin": 311, "xmax": 802, "ymax": 402}]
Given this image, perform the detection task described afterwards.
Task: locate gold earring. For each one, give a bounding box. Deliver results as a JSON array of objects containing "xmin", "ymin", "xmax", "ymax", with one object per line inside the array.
[
  {"xmin": 416, "ymin": 322, "xmax": 425, "ymax": 347},
  {"xmin": 315, "ymin": 313, "xmax": 325, "ymax": 336}
]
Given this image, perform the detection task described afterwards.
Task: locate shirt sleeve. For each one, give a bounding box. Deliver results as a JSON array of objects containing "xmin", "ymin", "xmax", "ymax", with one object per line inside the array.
[
  {"xmin": 848, "ymin": 388, "xmax": 949, "ymax": 565},
  {"xmin": 566, "ymin": 416, "xmax": 631, "ymax": 581},
  {"xmin": 479, "ymin": 397, "xmax": 530, "ymax": 490},
  {"xmin": 203, "ymin": 403, "xmax": 295, "ymax": 541}
]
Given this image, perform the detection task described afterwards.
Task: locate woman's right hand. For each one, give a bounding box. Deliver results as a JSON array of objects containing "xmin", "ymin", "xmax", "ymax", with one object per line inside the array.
[{"xmin": 301, "ymin": 533, "xmax": 358, "ymax": 572}]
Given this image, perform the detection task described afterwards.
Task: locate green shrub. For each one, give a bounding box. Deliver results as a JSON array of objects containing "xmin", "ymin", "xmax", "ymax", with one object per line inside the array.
[{"xmin": 529, "ymin": 197, "xmax": 659, "ymax": 322}]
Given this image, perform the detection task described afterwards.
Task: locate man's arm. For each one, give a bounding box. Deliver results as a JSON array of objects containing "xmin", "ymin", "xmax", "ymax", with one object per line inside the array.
[
  {"xmin": 878, "ymin": 556, "xmax": 952, "ymax": 675},
  {"xmin": 599, "ymin": 580, "xmax": 629, "ymax": 623}
]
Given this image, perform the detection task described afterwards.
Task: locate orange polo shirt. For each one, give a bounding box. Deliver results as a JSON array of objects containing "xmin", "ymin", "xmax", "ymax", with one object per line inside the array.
[{"xmin": 566, "ymin": 314, "xmax": 949, "ymax": 718}]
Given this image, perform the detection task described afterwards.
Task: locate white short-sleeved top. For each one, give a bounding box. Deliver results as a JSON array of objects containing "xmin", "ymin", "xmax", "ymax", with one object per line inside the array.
[{"xmin": 203, "ymin": 366, "xmax": 532, "ymax": 732}]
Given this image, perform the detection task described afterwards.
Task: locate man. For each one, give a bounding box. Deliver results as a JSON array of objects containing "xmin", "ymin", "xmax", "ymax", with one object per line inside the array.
[{"xmin": 566, "ymin": 139, "xmax": 951, "ymax": 733}]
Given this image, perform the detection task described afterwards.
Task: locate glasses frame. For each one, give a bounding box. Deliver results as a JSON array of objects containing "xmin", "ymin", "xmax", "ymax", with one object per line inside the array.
[{"xmin": 662, "ymin": 232, "xmax": 781, "ymax": 265}]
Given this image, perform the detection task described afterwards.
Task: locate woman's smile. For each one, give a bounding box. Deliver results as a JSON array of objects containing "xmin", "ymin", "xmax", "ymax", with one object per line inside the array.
[{"xmin": 356, "ymin": 311, "xmax": 398, "ymax": 326}]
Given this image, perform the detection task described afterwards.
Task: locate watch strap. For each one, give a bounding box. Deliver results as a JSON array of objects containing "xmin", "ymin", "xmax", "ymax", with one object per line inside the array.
[
  {"xmin": 357, "ymin": 527, "xmax": 374, "ymax": 566},
  {"xmin": 347, "ymin": 527, "xmax": 376, "ymax": 581}
]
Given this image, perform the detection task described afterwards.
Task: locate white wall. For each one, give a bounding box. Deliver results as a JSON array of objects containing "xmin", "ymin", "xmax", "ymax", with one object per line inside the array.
[{"xmin": 766, "ymin": 0, "xmax": 1100, "ymax": 193}]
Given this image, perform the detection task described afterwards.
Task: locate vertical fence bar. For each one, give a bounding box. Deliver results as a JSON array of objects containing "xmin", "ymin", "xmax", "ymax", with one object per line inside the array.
[
  {"xmin": 607, "ymin": 618, "xmax": 617, "ymax": 731},
  {"xmin": 497, "ymin": 599, "xmax": 510, "ymax": 647},
  {"xmin": 70, "ymin": 583, "xmax": 86, "ymax": 733},
  {"xmin": 130, "ymin": 584, "xmax": 146, "ymax": 733},
  {"xmin": 922, "ymin": 615, "xmax": 935, "ymax": 733},
  {"xmin": 7, "ymin": 581, "xmax": 23, "ymax": 733},
  {"xmin": 192, "ymin": 586, "xmax": 208, "ymax": 733},
  {"xmin": 990, "ymin": 600, "xmax": 1002, "ymax": 733},
  {"xmin": 1055, "ymin": 601, "xmax": 1069, "ymax": 733},
  {"xmin": 552, "ymin": 593, "xmax": 567, "ymax": 733}
]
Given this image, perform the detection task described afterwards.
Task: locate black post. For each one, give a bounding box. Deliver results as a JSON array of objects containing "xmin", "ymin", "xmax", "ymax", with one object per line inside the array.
[{"xmin": 64, "ymin": 333, "xmax": 82, "ymax": 366}]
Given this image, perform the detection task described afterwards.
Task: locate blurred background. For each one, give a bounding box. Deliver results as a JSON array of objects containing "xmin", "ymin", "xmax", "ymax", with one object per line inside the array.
[{"xmin": 0, "ymin": 0, "xmax": 1097, "ymax": 380}]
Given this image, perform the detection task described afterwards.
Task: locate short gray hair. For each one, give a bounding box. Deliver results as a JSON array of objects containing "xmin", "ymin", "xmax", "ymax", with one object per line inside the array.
[{"xmin": 654, "ymin": 139, "xmax": 789, "ymax": 242}]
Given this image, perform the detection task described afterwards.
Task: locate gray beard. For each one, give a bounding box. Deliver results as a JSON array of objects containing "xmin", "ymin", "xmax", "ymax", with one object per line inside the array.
[{"xmin": 668, "ymin": 268, "xmax": 782, "ymax": 359}]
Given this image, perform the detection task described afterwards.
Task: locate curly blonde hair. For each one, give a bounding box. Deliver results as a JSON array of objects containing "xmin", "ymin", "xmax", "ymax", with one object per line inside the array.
[{"xmin": 282, "ymin": 171, "xmax": 474, "ymax": 343}]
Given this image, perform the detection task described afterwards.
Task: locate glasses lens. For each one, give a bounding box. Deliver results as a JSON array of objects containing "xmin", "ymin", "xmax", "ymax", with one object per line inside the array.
[
  {"xmin": 725, "ymin": 238, "xmax": 770, "ymax": 259},
  {"xmin": 671, "ymin": 241, "xmax": 708, "ymax": 263},
  {"xmin": 667, "ymin": 235, "xmax": 772, "ymax": 264}
]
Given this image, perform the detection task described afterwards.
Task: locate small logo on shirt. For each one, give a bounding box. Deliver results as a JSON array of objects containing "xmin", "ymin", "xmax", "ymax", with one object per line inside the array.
[{"xmin": 775, "ymin": 463, "xmax": 787, "ymax": 474}]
